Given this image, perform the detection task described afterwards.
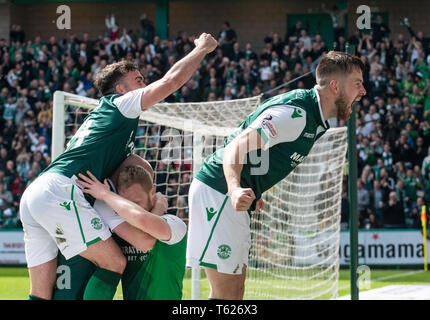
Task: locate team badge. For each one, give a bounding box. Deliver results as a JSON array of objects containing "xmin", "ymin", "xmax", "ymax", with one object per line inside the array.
[
  {"xmin": 217, "ymin": 244, "xmax": 232, "ymax": 259},
  {"xmin": 91, "ymin": 217, "xmax": 103, "ymax": 230}
]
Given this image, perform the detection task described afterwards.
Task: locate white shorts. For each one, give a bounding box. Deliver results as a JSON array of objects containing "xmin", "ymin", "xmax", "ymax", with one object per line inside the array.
[
  {"xmin": 186, "ymin": 179, "xmax": 251, "ymax": 275},
  {"xmin": 20, "ymin": 172, "xmax": 111, "ymax": 267}
]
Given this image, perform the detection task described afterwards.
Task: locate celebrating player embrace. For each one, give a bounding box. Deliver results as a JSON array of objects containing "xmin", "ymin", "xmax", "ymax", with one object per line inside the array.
[
  {"xmin": 19, "ymin": 33, "xmax": 217, "ymax": 300},
  {"xmin": 53, "ymin": 154, "xmax": 187, "ymax": 300}
]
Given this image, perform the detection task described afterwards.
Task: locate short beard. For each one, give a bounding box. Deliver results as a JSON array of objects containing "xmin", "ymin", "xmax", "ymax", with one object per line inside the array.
[{"xmin": 335, "ymin": 89, "xmax": 351, "ymax": 121}]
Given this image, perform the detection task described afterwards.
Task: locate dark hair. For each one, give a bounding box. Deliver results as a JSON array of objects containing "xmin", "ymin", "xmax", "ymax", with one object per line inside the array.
[
  {"xmin": 316, "ymin": 51, "xmax": 365, "ymax": 86},
  {"xmin": 94, "ymin": 60, "xmax": 139, "ymax": 96}
]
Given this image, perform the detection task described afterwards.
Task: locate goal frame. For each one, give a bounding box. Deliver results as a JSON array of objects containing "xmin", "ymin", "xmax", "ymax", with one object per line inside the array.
[{"xmin": 52, "ymin": 90, "xmax": 348, "ymax": 300}]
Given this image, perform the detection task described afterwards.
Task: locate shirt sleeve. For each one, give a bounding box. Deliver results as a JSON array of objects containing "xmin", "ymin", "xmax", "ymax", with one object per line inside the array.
[
  {"xmin": 248, "ymin": 105, "xmax": 307, "ymax": 150},
  {"xmin": 159, "ymin": 214, "xmax": 187, "ymax": 245},
  {"xmin": 113, "ymin": 87, "xmax": 145, "ymax": 119},
  {"xmin": 93, "ymin": 199, "xmax": 125, "ymax": 231}
]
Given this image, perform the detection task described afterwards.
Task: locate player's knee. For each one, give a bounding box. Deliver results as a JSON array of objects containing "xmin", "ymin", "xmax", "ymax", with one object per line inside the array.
[
  {"xmin": 103, "ymin": 250, "xmax": 126, "ymax": 274},
  {"xmin": 81, "ymin": 240, "xmax": 126, "ymax": 274},
  {"xmin": 100, "ymin": 252, "xmax": 126, "ymax": 274},
  {"xmin": 115, "ymin": 253, "xmax": 127, "ymax": 274},
  {"xmin": 210, "ymin": 277, "xmax": 245, "ymax": 300}
]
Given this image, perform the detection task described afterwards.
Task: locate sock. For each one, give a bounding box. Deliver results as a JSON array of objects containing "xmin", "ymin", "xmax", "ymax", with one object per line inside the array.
[
  {"xmin": 83, "ymin": 267, "xmax": 121, "ymax": 300},
  {"xmin": 53, "ymin": 254, "xmax": 96, "ymax": 300},
  {"xmin": 28, "ymin": 294, "xmax": 46, "ymax": 300}
]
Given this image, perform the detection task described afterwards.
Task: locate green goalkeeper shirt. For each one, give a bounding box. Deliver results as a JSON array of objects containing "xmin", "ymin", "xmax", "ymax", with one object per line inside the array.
[{"xmin": 195, "ymin": 87, "xmax": 330, "ymax": 210}]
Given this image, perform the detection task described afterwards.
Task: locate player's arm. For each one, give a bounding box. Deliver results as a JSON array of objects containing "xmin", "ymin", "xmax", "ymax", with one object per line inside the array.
[
  {"xmin": 223, "ymin": 127, "xmax": 264, "ymax": 211},
  {"xmin": 223, "ymin": 105, "xmax": 307, "ymax": 211},
  {"xmin": 140, "ymin": 33, "xmax": 218, "ymax": 110},
  {"xmin": 93, "ymin": 198, "xmax": 156, "ymax": 252},
  {"xmin": 113, "ymin": 222, "xmax": 156, "ymax": 252},
  {"xmin": 77, "ymin": 171, "xmax": 171, "ymax": 241},
  {"xmin": 109, "ymin": 214, "xmax": 185, "ymax": 249}
]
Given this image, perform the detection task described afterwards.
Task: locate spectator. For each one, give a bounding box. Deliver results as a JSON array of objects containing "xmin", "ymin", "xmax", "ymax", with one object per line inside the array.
[
  {"xmin": 105, "ymin": 14, "xmax": 119, "ymax": 41},
  {"xmin": 372, "ymin": 15, "xmax": 390, "ymax": 45},
  {"xmin": 383, "ymin": 191, "xmax": 406, "ymax": 228},
  {"xmin": 244, "ymin": 42, "xmax": 258, "ymax": 61},
  {"xmin": 370, "ymin": 179, "xmax": 385, "ymax": 225},
  {"xmin": 140, "ymin": 13, "xmax": 155, "ymax": 44},
  {"xmin": 363, "ymin": 104, "xmax": 380, "ymax": 137},
  {"xmin": 414, "ymin": 136, "xmax": 427, "ymax": 167},
  {"xmin": 340, "ymin": 183, "xmax": 349, "ymax": 229},
  {"xmin": 298, "ymin": 29, "xmax": 312, "ymax": 51},
  {"xmin": 0, "ymin": 182, "xmax": 13, "ymax": 212},
  {"xmin": 404, "ymin": 168, "xmax": 421, "ymax": 208},
  {"xmin": 218, "ymin": 21, "xmax": 237, "ymax": 44},
  {"xmin": 408, "ymin": 196, "xmax": 426, "ymax": 228},
  {"xmin": 0, "ymin": 15, "xmax": 427, "ymax": 227},
  {"xmin": 203, "ymin": 77, "xmax": 222, "ymax": 101},
  {"xmin": 357, "ymin": 180, "xmax": 370, "ymax": 227},
  {"xmin": 30, "ymin": 135, "xmax": 49, "ymax": 159}
]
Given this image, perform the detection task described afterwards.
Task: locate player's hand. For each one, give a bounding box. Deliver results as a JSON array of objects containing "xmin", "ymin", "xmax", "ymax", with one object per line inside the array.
[
  {"xmin": 194, "ymin": 33, "xmax": 218, "ymax": 54},
  {"xmin": 151, "ymin": 192, "xmax": 168, "ymax": 216},
  {"xmin": 230, "ymin": 187, "xmax": 256, "ymax": 211},
  {"xmin": 253, "ymin": 198, "xmax": 265, "ymax": 213},
  {"xmin": 76, "ymin": 171, "xmax": 110, "ymax": 200}
]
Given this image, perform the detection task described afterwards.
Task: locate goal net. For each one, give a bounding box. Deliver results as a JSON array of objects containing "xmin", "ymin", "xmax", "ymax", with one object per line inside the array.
[{"xmin": 52, "ymin": 91, "xmax": 347, "ymax": 300}]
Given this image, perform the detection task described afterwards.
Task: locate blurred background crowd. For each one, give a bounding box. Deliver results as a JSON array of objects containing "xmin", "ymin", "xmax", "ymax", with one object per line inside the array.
[{"xmin": 0, "ymin": 12, "xmax": 429, "ymax": 230}]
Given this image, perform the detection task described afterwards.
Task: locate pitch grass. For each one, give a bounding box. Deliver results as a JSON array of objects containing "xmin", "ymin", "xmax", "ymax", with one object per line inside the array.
[{"xmin": 0, "ymin": 267, "xmax": 429, "ymax": 300}]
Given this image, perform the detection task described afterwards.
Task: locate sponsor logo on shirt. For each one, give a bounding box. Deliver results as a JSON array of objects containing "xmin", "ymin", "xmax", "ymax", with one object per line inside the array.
[
  {"xmin": 290, "ymin": 152, "xmax": 306, "ymax": 163},
  {"xmin": 290, "ymin": 152, "xmax": 306, "ymax": 167},
  {"xmin": 59, "ymin": 201, "xmax": 71, "ymax": 211},
  {"xmin": 206, "ymin": 207, "xmax": 217, "ymax": 222},
  {"xmin": 291, "ymin": 108, "xmax": 303, "ymax": 118},
  {"xmin": 303, "ymin": 132, "xmax": 315, "ymax": 139},
  {"xmin": 261, "ymin": 115, "xmax": 278, "ymax": 138}
]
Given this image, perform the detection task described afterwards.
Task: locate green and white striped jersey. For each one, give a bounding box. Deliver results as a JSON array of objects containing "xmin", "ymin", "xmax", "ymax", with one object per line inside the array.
[{"xmin": 195, "ymin": 87, "xmax": 330, "ymax": 210}]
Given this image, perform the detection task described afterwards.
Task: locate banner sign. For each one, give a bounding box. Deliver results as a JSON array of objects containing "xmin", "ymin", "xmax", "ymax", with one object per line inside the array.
[
  {"xmin": 340, "ymin": 229, "xmax": 429, "ymax": 265},
  {"xmin": 0, "ymin": 229, "xmax": 428, "ymax": 266},
  {"xmin": 0, "ymin": 230, "xmax": 26, "ymax": 265}
]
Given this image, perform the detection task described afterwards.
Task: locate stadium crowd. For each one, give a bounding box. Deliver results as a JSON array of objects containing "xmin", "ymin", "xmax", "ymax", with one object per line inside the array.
[{"xmin": 0, "ymin": 13, "xmax": 429, "ymax": 230}]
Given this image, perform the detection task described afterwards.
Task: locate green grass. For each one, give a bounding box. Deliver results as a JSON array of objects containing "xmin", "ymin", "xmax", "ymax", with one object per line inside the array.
[{"xmin": 1, "ymin": 267, "xmax": 429, "ymax": 300}]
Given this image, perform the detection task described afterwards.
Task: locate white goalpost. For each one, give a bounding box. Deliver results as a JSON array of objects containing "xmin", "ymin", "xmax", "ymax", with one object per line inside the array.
[{"xmin": 52, "ymin": 90, "xmax": 347, "ymax": 300}]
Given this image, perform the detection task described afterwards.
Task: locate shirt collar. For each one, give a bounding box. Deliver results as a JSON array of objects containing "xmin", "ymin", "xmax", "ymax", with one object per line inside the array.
[
  {"xmin": 313, "ymin": 85, "xmax": 329, "ymax": 129},
  {"xmin": 106, "ymin": 178, "xmax": 117, "ymax": 194}
]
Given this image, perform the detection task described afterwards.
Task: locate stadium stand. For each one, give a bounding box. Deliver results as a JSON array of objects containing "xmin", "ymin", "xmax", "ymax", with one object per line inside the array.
[{"xmin": 0, "ymin": 14, "xmax": 429, "ymax": 231}]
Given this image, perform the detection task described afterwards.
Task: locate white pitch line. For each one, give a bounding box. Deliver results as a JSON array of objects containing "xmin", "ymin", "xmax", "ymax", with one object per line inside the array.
[{"xmin": 338, "ymin": 269, "xmax": 426, "ymax": 291}]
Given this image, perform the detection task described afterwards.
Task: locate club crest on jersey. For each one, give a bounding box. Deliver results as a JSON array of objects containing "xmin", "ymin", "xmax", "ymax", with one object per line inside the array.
[
  {"xmin": 91, "ymin": 218, "xmax": 103, "ymax": 230},
  {"xmin": 217, "ymin": 244, "xmax": 231, "ymax": 260},
  {"xmin": 261, "ymin": 115, "xmax": 277, "ymax": 138}
]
